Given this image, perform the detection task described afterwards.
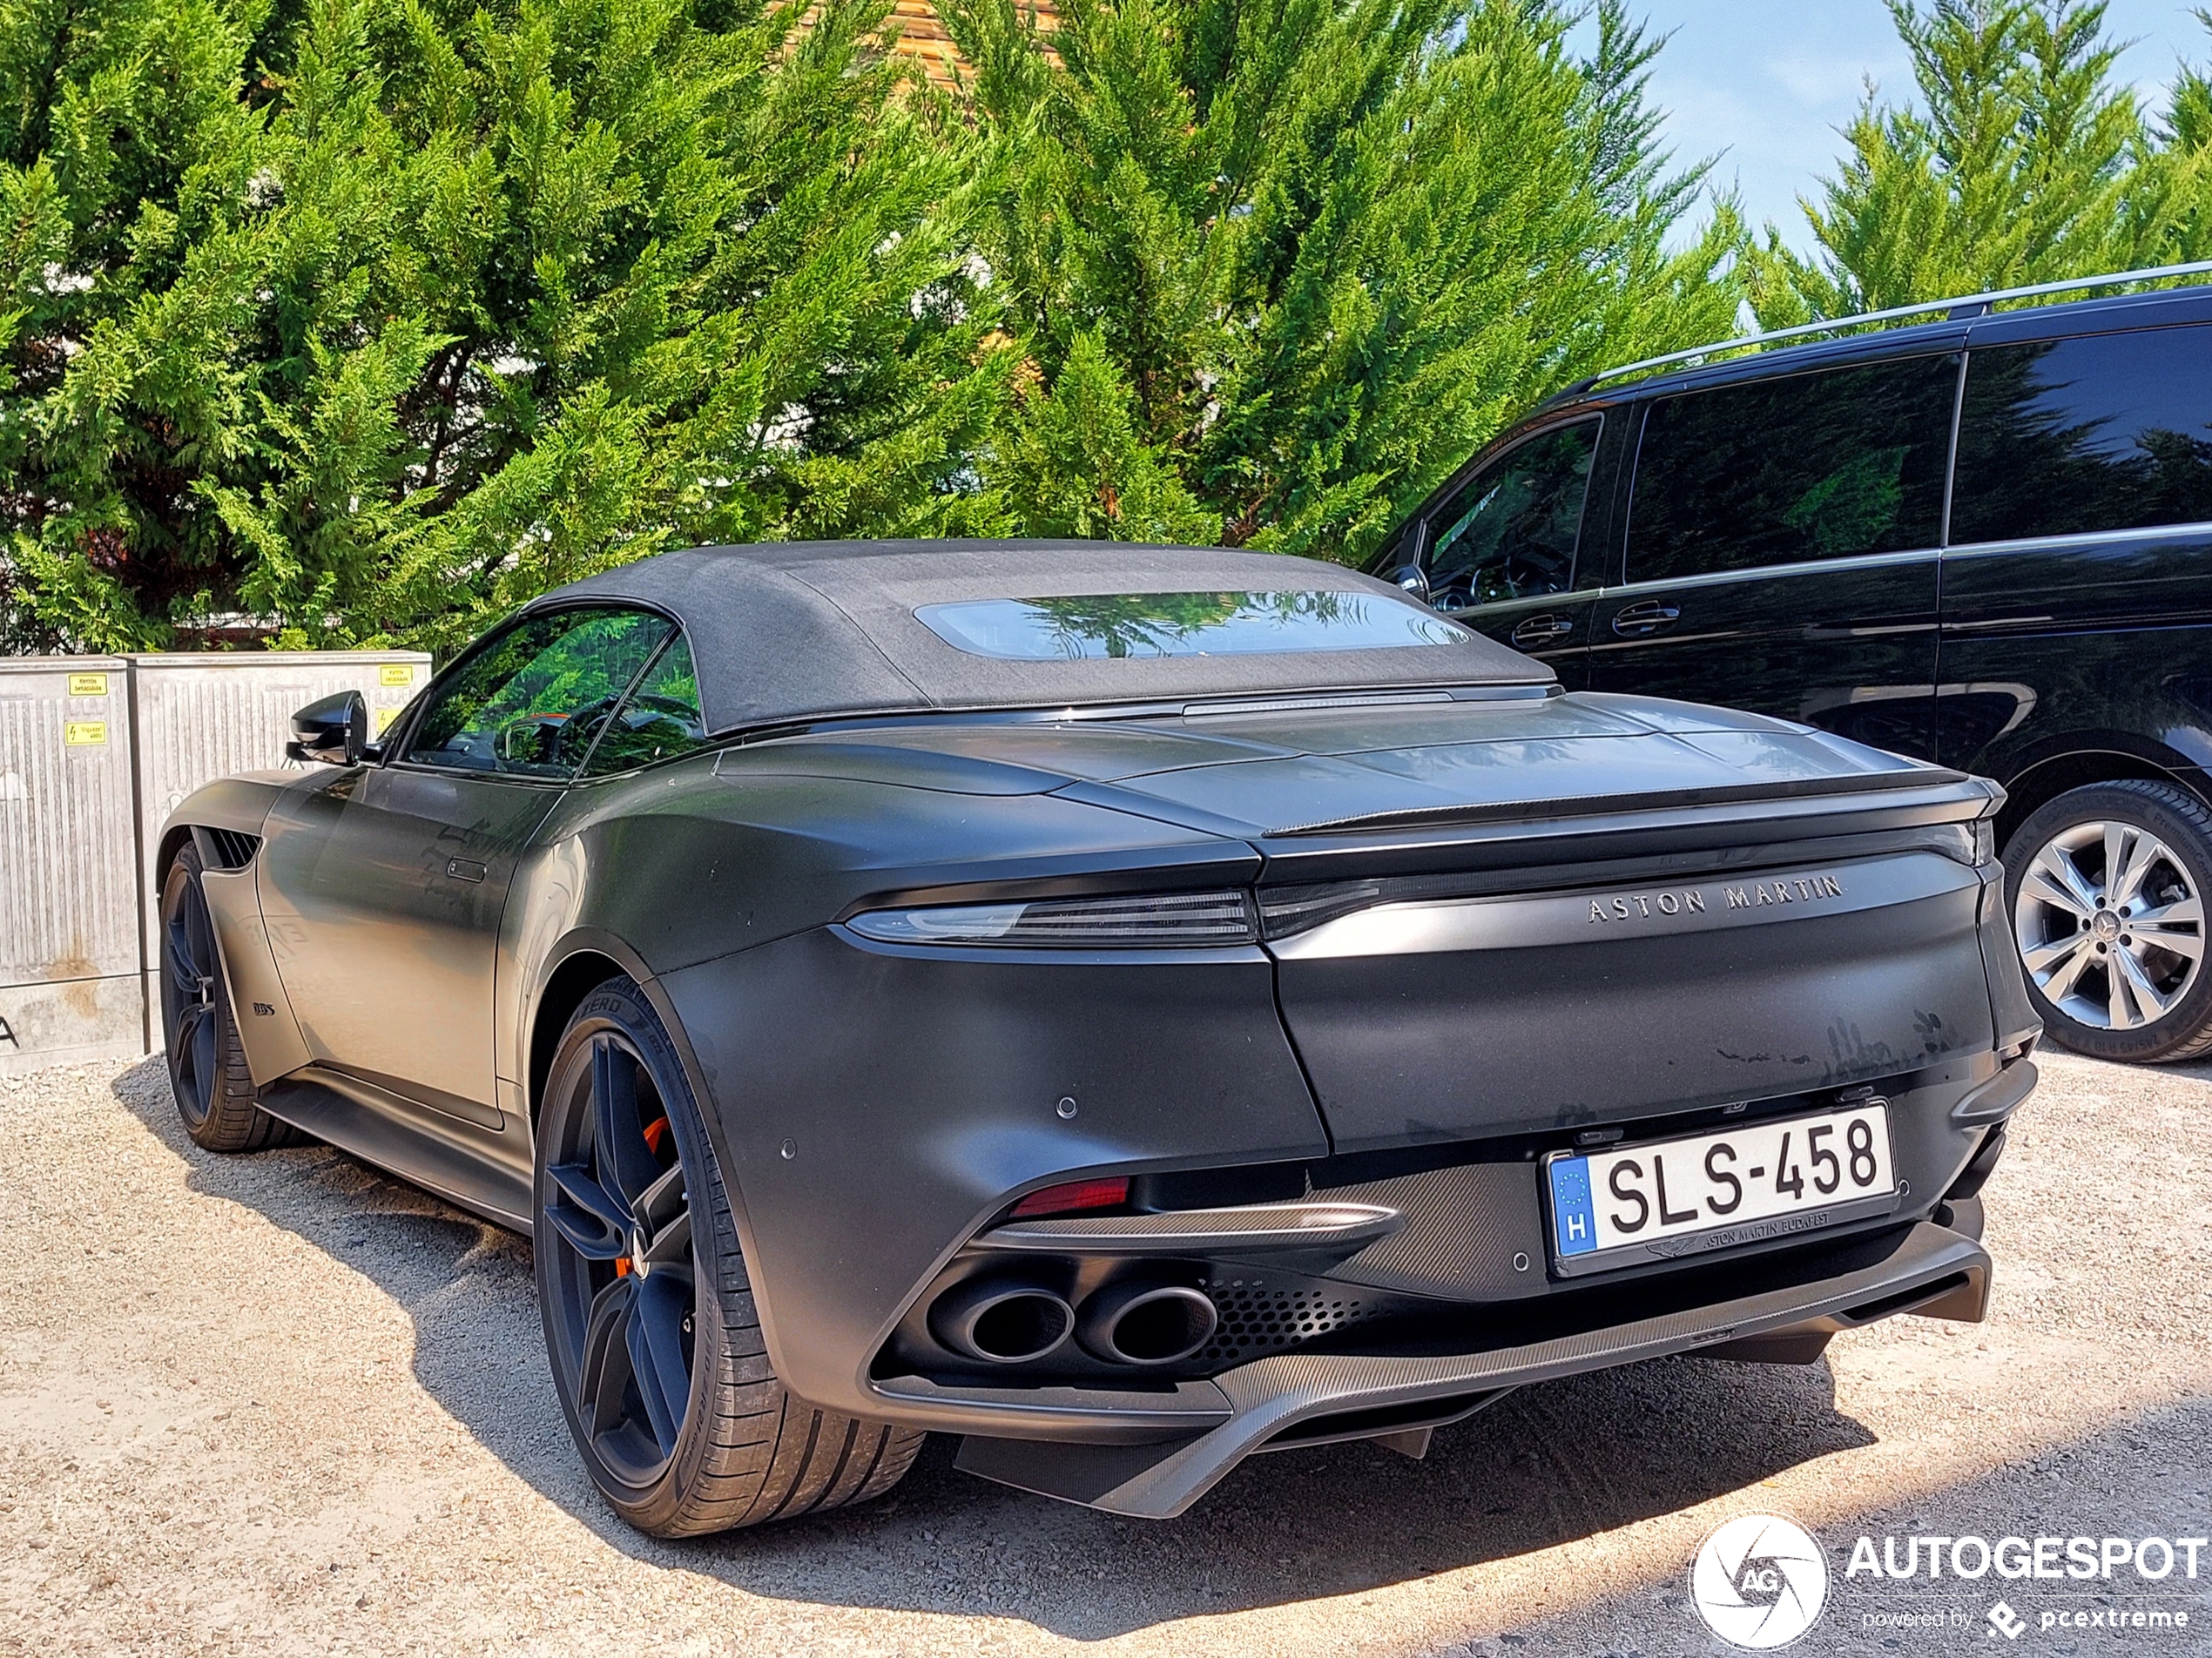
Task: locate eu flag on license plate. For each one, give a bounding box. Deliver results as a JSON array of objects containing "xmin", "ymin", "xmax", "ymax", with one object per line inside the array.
[{"xmin": 1551, "ymin": 1157, "xmax": 1597, "ymax": 1257}]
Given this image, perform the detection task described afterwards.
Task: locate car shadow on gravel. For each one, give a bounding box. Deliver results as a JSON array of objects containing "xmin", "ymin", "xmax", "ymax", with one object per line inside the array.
[{"xmin": 113, "ymin": 1056, "xmax": 1881, "ymax": 1641}]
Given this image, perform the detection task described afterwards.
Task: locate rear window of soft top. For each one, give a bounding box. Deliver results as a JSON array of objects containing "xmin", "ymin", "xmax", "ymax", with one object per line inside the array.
[{"xmin": 916, "ymin": 591, "xmax": 1473, "ymax": 661}]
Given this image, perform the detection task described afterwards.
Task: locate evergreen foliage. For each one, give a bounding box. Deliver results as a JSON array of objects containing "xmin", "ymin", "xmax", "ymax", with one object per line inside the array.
[
  {"xmin": 941, "ymin": 0, "xmax": 1742, "ymax": 561},
  {"xmin": 45, "ymin": 0, "xmax": 2205, "ymax": 648},
  {"xmin": 0, "ymin": 0, "xmax": 998, "ymax": 650},
  {"xmin": 1745, "ymin": 0, "xmax": 2212, "ymax": 326}
]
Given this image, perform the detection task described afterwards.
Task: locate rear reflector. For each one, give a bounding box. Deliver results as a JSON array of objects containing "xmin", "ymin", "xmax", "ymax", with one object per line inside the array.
[{"xmin": 1010, "ymin": 1176, "xmax": 1130, "ymax": 1218}]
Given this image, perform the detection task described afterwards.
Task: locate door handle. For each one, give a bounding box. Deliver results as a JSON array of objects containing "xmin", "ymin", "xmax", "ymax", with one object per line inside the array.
[
  {"xmin": 1510, "ymin": 614, "xmax": 1575, "ymax": 648},
  {"xmin": 445, "ymin": 858, "xmax": 488, "ymax": 883},
  {"xmin": 1610, "ymin": 599, "xmax": 1682, "ymax": 638}
]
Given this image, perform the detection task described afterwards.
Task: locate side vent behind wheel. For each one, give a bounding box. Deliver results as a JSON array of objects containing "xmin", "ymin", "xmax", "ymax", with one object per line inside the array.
[{"xmin": 200, "ymin": 829, "xmax": 264, "ymax": 870}]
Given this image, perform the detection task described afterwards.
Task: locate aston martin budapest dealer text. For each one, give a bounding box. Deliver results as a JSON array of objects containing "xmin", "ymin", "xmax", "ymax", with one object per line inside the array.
[{"xmin": 156, "ymin": 540, "xmax": 2038, "ymax": 1536}]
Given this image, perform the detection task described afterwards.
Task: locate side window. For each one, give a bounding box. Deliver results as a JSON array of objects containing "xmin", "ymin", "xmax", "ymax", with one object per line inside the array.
[
  {"xmin": 1421, "ymin": 421, "xmax": 1597, "ymax": 610},
  {"xmin": 580, "ymin": 632, "xmax": 709, "ymax": 777},
  {"xmin": 403, "ymin": 609, "xmax": 672, "ymax": 778},
  {"xmin": 1626, "ymin": 354, "xmax": 1958, "ymax": 583},
  {"xmin": 1952, "ymin": 325, "xmax": 2212, "ymax": 543}
]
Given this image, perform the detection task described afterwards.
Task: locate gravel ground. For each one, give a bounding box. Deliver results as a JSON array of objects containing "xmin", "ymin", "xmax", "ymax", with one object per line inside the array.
[{"xmin": 0, "ymin": 1050, "xmax": 2205, "ymax": 1658}]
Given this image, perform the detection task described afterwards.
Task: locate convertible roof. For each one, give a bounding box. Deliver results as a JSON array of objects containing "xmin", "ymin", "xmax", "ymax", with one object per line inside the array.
[{"xmin": 544, "ymin": 540, "xmax": 1554, "ymax": 736}]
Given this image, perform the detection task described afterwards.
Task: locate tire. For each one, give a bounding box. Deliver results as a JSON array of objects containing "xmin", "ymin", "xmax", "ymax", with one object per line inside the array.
[
  {"xmin": 533, "ymin": 980, "xmax": 922, "ymax": 1537},
  {"xmin": 2004, "ymin": 779, "xmax": 2212, "ymax": 1062},
  {"xmin": 158, "ymin": 842, "xmax": 301, "ymax": 1152}
]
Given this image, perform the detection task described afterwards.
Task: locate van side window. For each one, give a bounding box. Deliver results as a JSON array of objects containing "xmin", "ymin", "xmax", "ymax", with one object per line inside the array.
[
  {"xmin": 1420, "ymin": 421, "xmax": 1597, "ymax": 610},
  {"xmin": 1952, "ymin": 326, "xmax": 2212, "ymax": 544},
  {"xmin": 1626, "ymin": 354, "xmax": 1957, "ymax": 583}
]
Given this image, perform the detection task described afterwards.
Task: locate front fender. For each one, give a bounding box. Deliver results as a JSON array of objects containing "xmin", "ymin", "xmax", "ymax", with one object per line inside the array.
[
  {"xmin": 159, "ymin": 773, "xmax": 320, "ymax": 1088},
  {"xmin": 155, "ymin": 772, "xmax": 302, "ymax": 886}
]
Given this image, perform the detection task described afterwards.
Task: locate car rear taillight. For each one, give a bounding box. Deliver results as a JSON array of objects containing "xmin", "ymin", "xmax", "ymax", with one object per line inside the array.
[{"xmin": 845, "ymin": 891, "xmax": 1258, "ymax": 947}]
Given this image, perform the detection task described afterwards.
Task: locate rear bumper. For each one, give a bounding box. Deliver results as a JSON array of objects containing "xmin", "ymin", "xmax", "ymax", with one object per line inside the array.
[
  {"xmin": 944, "ymin": 1217, "xmax": 1990, "ymax": 1518},
  {"xmin": 659, "ymin": 829, "xmax": 2033, "ymax": 1452}
]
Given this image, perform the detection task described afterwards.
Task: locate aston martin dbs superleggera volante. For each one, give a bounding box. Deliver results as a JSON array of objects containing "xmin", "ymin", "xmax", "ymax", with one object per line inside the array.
[{"xmin": 158, "ymin": 540, "xmax": 2038, "ymax": 1534}]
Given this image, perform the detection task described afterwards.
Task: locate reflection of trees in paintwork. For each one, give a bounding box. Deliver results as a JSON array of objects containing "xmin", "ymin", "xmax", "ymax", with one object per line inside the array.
[
  {"xmin": 1952, "ymin": 340, "xmax": 2212, "ymax": 543},
  {"xmin": 1022, "ymin": 591, "xmax": 1369, "ymax": 658},
  {"xmin": 1629, "ymin": 354, "xmax": 1958, "ymax": 582}
]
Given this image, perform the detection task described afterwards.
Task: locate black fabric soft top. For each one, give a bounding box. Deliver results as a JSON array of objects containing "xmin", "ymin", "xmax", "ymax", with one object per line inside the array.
[{"xmin": 543, "ymin": 540, "xmax": 1555, "ymax": 736}]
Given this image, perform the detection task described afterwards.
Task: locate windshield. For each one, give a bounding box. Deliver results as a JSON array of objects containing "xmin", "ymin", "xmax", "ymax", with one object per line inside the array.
[{"xmin": 915, "ymin": 591, "xmax": 1472, "ymax": 661}]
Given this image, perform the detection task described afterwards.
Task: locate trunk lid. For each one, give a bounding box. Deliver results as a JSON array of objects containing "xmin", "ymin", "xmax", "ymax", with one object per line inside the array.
[
  {"xmin": 754, "ymin": 691, "xmax": 2005, "ymax": 1153},
  {"xmin": 1033, "ymin": 691, "xmax": 2003, "ymax": 1152}
]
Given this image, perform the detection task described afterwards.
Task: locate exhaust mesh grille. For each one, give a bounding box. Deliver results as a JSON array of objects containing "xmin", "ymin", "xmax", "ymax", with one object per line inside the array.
[{"xmin": 1198, "ymin": 1277, "xmax": 1371, "ymax": 1364}]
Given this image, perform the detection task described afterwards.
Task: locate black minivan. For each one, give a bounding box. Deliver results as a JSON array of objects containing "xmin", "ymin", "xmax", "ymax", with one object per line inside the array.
[{"xmin": 1373, "ymin": 276, "xmax": 2212, "ymax": 1063}]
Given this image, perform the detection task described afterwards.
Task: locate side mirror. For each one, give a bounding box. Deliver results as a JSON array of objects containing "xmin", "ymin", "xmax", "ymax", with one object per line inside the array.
[
  {"xmin": 1386, "ymin": 564, "xmax": 1430, "ymax": 602},
  {"xmin": 287, "ymin": 690, "xmax": 368, "ymax": 767}
]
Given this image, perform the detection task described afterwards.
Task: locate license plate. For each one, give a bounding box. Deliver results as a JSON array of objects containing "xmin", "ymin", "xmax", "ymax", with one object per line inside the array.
[{"xmin": 1546, "ymin": 1102, "xmax": 1896, "ymax": 1274}]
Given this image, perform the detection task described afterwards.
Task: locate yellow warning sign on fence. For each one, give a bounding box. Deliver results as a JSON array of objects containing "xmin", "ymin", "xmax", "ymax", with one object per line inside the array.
[
  {"xmin": 64, "ymin": 721, "xmax": 107, "ymax": 746},
  {"xmin": 66, "ymin": 673, "xmax": 107, "ymax": 697}
]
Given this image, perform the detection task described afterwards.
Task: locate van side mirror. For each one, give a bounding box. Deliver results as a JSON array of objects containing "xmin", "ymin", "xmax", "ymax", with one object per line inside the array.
[
  {"xmin": 287, "ymin": 690, "xmax": 368, "ymax": 766},
  {"xmin": 1386, "ymin": 564, "xmax": 1430, "ymax": 602}
]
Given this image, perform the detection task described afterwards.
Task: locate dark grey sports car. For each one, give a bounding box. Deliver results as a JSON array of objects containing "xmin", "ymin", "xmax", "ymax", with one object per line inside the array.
[{"xmin": 158, "ymin": 541, "xmax": 2038, "ymax": 1535}]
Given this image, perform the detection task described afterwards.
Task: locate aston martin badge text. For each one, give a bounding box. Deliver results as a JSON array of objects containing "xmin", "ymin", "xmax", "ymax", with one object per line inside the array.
[{"xmin": 1588, "ymin": 873, "xmax": 1845, "ymax": 924}]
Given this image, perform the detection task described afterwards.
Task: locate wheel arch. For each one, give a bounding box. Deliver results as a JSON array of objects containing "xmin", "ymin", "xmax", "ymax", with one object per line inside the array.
[
  {"xmin": 154, "ymin": 776, "xmax": 294, "ymax": 887},
  {"xmin": 1994, "ymin": 746, "xmax": 2211, "ymax": 853},
  {"xmin": 526, "ymin": 945, "xmax": 637, "ymax": 1126},
  {"xmin": 522, "ymin": 933, "xmax": 792, "ymax": 1384},
  {"xmin": 154, "ymin": 823, "xmax": 196, "ymax": 890}
]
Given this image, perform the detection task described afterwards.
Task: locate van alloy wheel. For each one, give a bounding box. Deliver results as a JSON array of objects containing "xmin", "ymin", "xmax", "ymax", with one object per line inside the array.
[
  {"xmin": 2004, "ymin": 780, "xmax": 2212, "ymax": 1062},
  {"xmin": 2014, "ymin": 819, "xmax": 2204, "ymax": 1032}
]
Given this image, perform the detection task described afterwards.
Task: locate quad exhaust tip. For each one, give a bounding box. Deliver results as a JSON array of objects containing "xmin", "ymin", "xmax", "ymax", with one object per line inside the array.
[
  {"xmin": 1078, "ymin": 1283, "xmax": 1219, "ymax": 1366},
  {"xmin": 930, "ymin": 1280, "xmax": 1075, "ymax": 1365}
]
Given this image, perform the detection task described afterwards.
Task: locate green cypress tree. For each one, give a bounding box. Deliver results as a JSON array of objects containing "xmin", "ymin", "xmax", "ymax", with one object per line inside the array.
[
  {"xmin": 938, "ymin": 0, "xmax": 1741, "ymax": 561},
  {"xmin": 1743, "ymin": 0, "xmax": 2212, "ymax": 326},
  {"xmin": 0, "ymin": 0, "xmax": 999, "ymax": 651}
]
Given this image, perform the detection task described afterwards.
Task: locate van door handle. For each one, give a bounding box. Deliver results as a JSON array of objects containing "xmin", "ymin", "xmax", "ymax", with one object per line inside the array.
[
  {"xmin": 446, "ymin": 858, "xmax": 488, "ymax": 883},
  {"xmin": 1611, "ymin": 599, "xmax": 1681, "ymax": 637},
  {"xmin": 1510, "ymin": 614, "xmax": 1575, "ymax": 648}
]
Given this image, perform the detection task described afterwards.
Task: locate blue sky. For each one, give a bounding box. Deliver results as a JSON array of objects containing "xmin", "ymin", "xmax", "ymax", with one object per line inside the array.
[{"xmin": 1581, "ymin": 2, "xmax": 2212, "ymax": 249}]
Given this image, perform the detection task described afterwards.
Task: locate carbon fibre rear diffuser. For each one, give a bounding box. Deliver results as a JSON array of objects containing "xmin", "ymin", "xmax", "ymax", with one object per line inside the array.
[{"xmin": 953, "ymin": 1219, "xmax": 1988, "ymax": 1518}]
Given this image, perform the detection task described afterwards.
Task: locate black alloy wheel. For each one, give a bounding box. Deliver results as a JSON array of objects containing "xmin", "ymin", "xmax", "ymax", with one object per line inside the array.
[
  {"xmin": 539, "ymin": 1019, "xmax": 698, "ymax": 1486},
  {"xmin": 534, "ymin": 981, "xmax": 922, "ymax": 1536},
  {"xmin": 158, "ymin": 841, "xmax": 298, "ymax": 1153}
]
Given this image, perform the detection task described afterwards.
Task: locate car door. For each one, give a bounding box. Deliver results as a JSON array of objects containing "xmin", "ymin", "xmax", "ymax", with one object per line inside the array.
[
  {"xmin": 1406, "ymin": 417, "xmax": 1607, "ymax": 687},
  {"xmin": 258, "ymin": 606, "xmax": 673, "ymax": 1121},
  {"xmin": 1939, "ymin": 320, "xmax": 2212, "ymax": 775},
  {"xmin": 1587, "ymin": 351, "xmax": 1961, "ymax": 759}
]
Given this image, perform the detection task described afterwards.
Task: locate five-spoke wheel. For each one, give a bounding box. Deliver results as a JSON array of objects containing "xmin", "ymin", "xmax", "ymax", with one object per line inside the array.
[
  {"xmin": 534, "ymin": 980, "xmax": 923, "ymax": 1535},
  {"xmin": 158, "ymin": 841, "xmax": 298, "ymax": 1152},
  {"xmin": 539, "ymin": 1028, "xmax": 698, "ymax": 1485},
  {"xmin": 163, "ymin": 855, "xmax": 226, "ymax": 1130}
]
